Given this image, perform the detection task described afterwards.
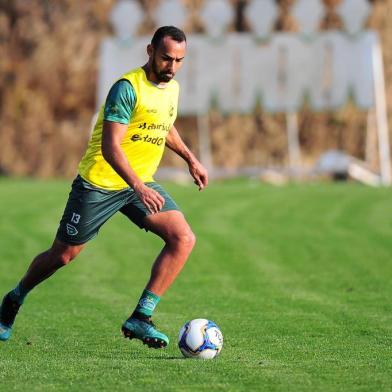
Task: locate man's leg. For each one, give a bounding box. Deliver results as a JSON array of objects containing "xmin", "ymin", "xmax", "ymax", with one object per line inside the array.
[
  {"xmin": 20, "ymin": 239, "xmax": 85, "ymax": 292},
  {"xmin": 144, "ymin": 210, "xmax": 196, "ymax": 295},
  {"xmin": 0, "ymin": 239, "xmax": 84, "ymax": 341},
  {"xmin": 122, "ymin": 210, "xmax": 196, "ymax": 348}
]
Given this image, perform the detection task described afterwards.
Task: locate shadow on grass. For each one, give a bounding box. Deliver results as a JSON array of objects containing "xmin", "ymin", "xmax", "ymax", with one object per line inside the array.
[{"xmin": 143, "ymin": 355, "xmax": 186, "ymax": 360}]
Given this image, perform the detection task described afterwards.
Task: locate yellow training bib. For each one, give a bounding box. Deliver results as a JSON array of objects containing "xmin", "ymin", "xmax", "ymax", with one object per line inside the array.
[{"xmin": 78, "ymin": 67, "xmax": 179, "ymax": 190}]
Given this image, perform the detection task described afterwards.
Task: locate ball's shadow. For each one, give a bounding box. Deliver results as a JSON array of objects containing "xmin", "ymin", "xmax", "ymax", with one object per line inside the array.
[{"xmin": 145, "ymin": 355, "xmax": 186, "ymax": 360}]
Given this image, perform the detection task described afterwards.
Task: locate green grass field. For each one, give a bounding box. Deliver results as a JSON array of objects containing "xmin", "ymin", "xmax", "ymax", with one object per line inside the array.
[{"xmin": 0, "ymin": 177, "xmax": 391, "ymax": 391}]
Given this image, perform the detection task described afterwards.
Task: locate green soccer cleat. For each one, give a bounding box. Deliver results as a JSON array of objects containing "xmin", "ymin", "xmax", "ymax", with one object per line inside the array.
[
  {"xmin": 0, "ymin": 293, "xmax": 21, "ymax": 342},
  {"xmin": 122, "ymin": 317, "xmax": 169, "ymax": 349},
  {"xmin": 0, "ymin": 321, "xmax": 12, "ymax": 341}
]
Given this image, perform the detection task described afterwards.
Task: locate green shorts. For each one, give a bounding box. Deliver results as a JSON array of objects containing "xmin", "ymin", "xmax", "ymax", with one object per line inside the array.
[{"xmin": 56, "ymin": 175, "xmax": 180, "ymax": 245}]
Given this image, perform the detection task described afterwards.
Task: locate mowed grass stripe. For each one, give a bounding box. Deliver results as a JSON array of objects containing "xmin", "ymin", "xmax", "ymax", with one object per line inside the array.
[{"xmin": 0, "ymin": 178, "xmax": 391, "ymax": 391}]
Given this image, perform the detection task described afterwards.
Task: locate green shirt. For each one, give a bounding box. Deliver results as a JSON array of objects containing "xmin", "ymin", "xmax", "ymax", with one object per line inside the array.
[{"xmin": 103, "ymin": 79, "xmax": 137, "ymax": 124}]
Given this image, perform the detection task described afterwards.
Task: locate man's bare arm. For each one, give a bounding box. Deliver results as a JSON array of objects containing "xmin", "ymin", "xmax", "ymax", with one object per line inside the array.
[
  {"xmin": 101, "ymin": 120, "xmax": 164, "ymax": 213},
  {"xmin": 166, "ymin": 125, "xmax": 208, "ymax": 190}
]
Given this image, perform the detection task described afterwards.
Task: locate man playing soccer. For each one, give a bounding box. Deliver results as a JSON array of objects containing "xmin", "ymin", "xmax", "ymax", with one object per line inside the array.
[{"xmin": 0, "ymin": 26, "xmax": 208, "ymax": 348}]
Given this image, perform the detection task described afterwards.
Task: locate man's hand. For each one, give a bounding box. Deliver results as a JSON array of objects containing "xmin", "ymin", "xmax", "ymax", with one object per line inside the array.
[
  {"xmin": 166, "ymin": 125, "xmax": 208, "ymax": 191},
  {"xmin": 188, "ymin": 160, "xmax": 208, "ymax": 191},
  {"xmin": 133, "ymin": 183, "xmax": 165, "ymax": 214}
]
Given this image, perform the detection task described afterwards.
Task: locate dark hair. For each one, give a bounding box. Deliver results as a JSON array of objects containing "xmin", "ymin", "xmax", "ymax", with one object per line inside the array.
[{"xmin": 151, "ymin": 26, "xmax": 187, "ymax": 48}]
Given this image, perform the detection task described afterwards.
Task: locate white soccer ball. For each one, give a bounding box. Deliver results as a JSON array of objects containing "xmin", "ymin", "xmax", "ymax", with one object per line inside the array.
[{"xmin": 178, "ymin": 318, "xmax": 223, "ymax": 359}]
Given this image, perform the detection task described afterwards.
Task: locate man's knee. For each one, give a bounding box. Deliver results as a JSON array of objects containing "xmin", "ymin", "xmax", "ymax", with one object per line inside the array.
[
  {"xmin": 57, "ymin": 250, "xmax": 79, "ymax": 266},
  {"xmin": 169, "ymin": 227, "xmax": 196, "ymax": 250},
  {"xmin": 50, "ymin": 240, "xmax": 84, "ymax": 266},
  {"xmin": 145, "ymin": 210, "xmax": 196, "ymax": 250}
]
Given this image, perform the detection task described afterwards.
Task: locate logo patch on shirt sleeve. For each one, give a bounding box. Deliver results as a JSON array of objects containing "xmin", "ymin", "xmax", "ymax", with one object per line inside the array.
[{"xmin": 169, "ymin": 105, "xmax": 174, "ymax": 117}]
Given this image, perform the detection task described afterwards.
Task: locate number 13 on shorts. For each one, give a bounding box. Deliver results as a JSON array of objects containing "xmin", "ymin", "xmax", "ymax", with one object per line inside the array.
[{"xmin": 71, "ymin": 213, "xmax": 81, "ymax": 224}]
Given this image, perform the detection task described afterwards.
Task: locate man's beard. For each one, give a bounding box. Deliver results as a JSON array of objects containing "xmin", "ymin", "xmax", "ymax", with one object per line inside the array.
[{"xmin": 152, "ymin": 58, "xmax": 173, "ymax": 83}]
